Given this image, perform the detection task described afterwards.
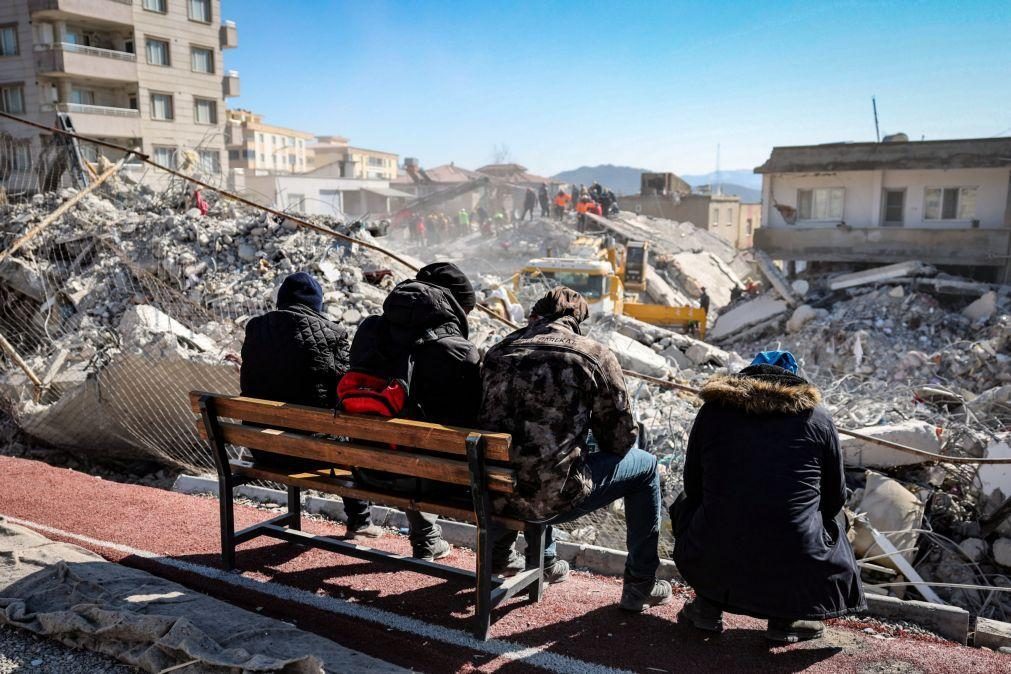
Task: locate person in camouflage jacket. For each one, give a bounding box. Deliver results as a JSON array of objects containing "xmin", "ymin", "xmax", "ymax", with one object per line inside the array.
[{"xmin": 480, "ymin": 287, "xmax": 672, "ymax": 611}]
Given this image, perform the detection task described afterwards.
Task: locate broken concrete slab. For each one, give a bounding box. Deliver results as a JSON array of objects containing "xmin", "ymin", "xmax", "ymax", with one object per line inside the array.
[
  {"xmin": 962, "ymin": 291, "xmax": 997, "ymax": 323},
  {"xmin": 753, "ymin": 249, "xmax": 799, "ymax": 306},
  {"xmin": 0, "ymin": 258, "xmax": 48, "ymax": 302},
  {"xmin": 669, "ymin": 251, "xmax": 742, "ymax": 307},
  {"xmin": 786, "ymin": 304, "xmax": 817, "ymax": 333},
  {"xmin": 863, "ymin": 594, "xmax": 970, "ymax": 645},
  {"xmin": 840, "ymin": 420, "xmax": 942, "ymax": 468},
  {"xmin": 599, "ymin": 330, "xmax": 670, "ymax": 378},
  {"xmin": 709, "ymin": 294, "xmax": 788, "ymax": 341},
  {"xmin": 979, "ymin": 442, "xmax": 1011, "ymax": 500},
  {"xmin": 828, "ymin": 261, "xmax": 935, "ymax": 291}
]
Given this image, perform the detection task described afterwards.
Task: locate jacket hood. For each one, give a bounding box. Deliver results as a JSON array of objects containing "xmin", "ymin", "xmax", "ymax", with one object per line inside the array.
[
  {"xmin": 382, "ymin": 279, "xmax": 469, "ymax": 345},
  {"xmin": 699, "ymin": 366, "xmax": 822, "ymax": 415},
  {"xmin": 277, "ymin": 272, "xmax": 324, "ymax": 313}
]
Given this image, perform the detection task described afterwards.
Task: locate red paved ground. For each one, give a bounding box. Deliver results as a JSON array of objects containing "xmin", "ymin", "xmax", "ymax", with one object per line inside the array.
[{"xmin": 0, "ymin": 455, "xmax": 1004, "ymax": 673}]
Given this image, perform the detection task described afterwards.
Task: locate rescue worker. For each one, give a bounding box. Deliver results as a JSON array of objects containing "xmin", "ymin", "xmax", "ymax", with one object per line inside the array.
[
  {"xmin": 698, "ymin": 287, "xmax": 710, "ymax": 314},
  {"xmin": 553, "ymin": 190, "xmax": 570, "ymax": 219},
  {"xmin": 521, "ymin": 187, "xmax": 537, "ymax": 221},
  {"xmin": 672, "ymin": 351, "xmax": 865, "ymax": 642},
  {"xmin": 240, "ymin": 272, "xmax": 380, "ymax": 539},
  {"xmin": 538, "ymin": 183, "xmax": 550, "ymax": 216},
  {"xmin": 457, "ymin": 208, "xmax": 471, "ymax": 235},
  {"xmin": 481, "ymin": 288, "xmax": 672, "ymax": 611},
  {"xmin": 347, "ymin": 263, "xmax": 482, "ymax": 560}
]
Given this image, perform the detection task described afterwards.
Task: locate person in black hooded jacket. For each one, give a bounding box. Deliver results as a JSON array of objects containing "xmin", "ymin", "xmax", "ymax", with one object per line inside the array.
[
  {"xmin": 672, "ymin": 351, "xmax": 865, "ymax": 643},
  {"xmin": 239, "ymin": 271, "xmax": 381, "ymax": 538},
  {"xmin": 347, "ymin": 262, "xmax": 481, "ymax": 559}
]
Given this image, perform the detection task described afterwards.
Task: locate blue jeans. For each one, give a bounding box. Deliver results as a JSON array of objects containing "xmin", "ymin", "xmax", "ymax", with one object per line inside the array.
[{"xmin": 492, "ymin": 447, "xmax": 661, "ymax": 580}]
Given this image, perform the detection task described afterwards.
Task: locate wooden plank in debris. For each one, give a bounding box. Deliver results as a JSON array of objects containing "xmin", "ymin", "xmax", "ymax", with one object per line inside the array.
[
  {"xmin": 0, "ymin": 330, "xmax": 44, "ymax": 397},
  {"xmin": 198, "ymin": 419, "xmax": 516, "ymax": 493},
  {"xmin": 866, "ymin": 524, "xmax": 945, "ymax": 605},
  {"xmin": 0, "ymin": 159, "xmax": 124, "ymax": 265},
  {"xmin": 189, "ymin": 391, "xmax": 511, "ymax": 461}
]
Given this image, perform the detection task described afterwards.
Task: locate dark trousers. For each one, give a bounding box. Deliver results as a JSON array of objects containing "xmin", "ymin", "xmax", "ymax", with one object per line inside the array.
[
  {"xmin": 521, "ymin": 205, "xmax": 534, "ymax": 221},
  {"xmin": 491, "ymin": 448, "xmax": 661, "ymax": 580}
]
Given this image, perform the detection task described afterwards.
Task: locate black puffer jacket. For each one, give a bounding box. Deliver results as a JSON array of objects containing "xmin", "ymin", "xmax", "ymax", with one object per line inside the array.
[
  {"xmin": 672, "ymin": 365, "xmax": 865, "ymax": 620},
  {"xmin": 349, "ymin": 279, "xmax": 480, "ymax": 427},
  {"xmin": 240, "ymin": 303, "xmax": 349, "ymax": 409}
]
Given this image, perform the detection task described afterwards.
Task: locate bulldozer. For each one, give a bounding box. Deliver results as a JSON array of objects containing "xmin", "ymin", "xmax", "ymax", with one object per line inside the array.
[{"xmin": 514, "ymin": 239, "xmax": 707, "ymax": 337}]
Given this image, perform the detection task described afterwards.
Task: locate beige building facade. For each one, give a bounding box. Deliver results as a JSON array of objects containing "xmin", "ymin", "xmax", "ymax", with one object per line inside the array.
[
  {"xmin": 0, "ymin": 0, "xmax": 237, "ymax": 183},
  {"xmin": 619, "ymin": 190, "xmax": 761, "ymax": 249},
  {"xmin": 308, "ymin": 135, "xmax": 398, "ymax": 180},
  {"xmin": 225, "ymin": 108, "xmax": 312, "ymax": 173}
]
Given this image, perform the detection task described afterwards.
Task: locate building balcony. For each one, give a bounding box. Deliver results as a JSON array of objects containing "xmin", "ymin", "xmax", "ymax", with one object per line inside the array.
[
  {"xmin": 223, "ymin": 70, "xmax": 240, "ymax": 98},
  {"xmin": 35, "ymin": 43, "xmax": 137, "ymax": 83},
  {"xmin": 28, "ymin": 0, "xmax": 133, "ymax": 27},
  {"xmin": 44, "ymin": 102, "xmax": 141, "ymax": 138},
  {"xmin": 754, "ymin": 225, "xmax": 1011, "ymax": 267},
  {"xmin": 220, "ymin": 20, "xmax": 238, "ymax": 49}
]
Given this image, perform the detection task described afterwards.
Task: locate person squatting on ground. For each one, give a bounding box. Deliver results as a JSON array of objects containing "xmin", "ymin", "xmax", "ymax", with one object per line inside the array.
[
  {"xmin": 480, "ymin": 287, "xmax": 672, "ymax": 611},
  {"xmin": 344, "ymin": 262, "xmax": 482, "ymax": 560},
  {"xmin": 239, "ymin": 272, "xmax": 381, "ymax": 538},
  {"xmin": 671, "ymin": 350, "xmax": 865, "ymax": 643}
]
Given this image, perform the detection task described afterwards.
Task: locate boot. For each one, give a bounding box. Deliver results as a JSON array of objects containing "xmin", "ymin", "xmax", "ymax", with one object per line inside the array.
[
  {"xmin": 413, "ymin": 538, "xmax": 452, "ymax": 561},
  {"xmin": 678, "ymin": 595, "xmax": 724, "ymax": 633},
  {"xmin": 766, "ymin": 618, "xmax": 825, "ymax": 643},
  {"xmin": 344, "ymin": 522, "xmax": 384, "ymax": 539},
  {"xmin": 620, "ymin": 576, "xmax": 673, "ymax": 612}
]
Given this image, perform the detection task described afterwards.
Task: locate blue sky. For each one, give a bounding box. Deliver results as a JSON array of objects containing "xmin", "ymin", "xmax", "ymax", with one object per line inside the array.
[{"xmin": 223, "ymin": 1, "xmax": 1011, "ymax": 177}]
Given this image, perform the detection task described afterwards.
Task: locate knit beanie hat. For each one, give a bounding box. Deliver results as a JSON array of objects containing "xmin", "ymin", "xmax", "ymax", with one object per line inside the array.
[{"xmin": 277, "ymin": 272, "xmax": 324, "ymax": 313}]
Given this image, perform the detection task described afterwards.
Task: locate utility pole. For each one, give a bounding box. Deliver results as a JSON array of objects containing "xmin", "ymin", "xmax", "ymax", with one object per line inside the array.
[
  {"xmin": 715, "ymin": 143, "xmax": 722, "ymax": 196},
  {"xmin": 872, "ymin": 96, "xmax": 881, "ymax": 142}
]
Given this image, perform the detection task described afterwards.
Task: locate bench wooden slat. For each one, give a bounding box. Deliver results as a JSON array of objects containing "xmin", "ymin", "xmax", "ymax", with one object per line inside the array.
[
  {"xmin": 205, "ymin": 420, "xmax": 515, "ymax": 493},
  {"xmin": 189, "ymin": 392, "xmax": 511, "ymax": 462},
  {"xmin": 231, "ymin": 461, "xmax": 526, "ymax": 531}
]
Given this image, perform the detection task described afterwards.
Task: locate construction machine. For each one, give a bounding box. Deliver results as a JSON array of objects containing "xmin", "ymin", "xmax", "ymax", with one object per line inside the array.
[{"xmin": 514, "ymin": 239, "xmax": 707, "ymax": 337}]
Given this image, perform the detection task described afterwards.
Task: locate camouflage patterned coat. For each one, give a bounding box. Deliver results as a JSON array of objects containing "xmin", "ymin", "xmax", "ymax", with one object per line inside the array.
[{"xmin": 479, "ymin": 291, "xmax": 637, "ymax": 521}]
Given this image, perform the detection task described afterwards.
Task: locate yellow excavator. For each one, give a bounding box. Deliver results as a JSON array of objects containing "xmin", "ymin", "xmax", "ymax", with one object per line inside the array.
[{"xmin": 513, "ymin": 238, "xmax": 707, "ymax": 337}]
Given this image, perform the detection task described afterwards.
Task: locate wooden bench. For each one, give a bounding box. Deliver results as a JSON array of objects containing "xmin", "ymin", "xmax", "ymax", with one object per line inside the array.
[{"xmin": 189, "ymin": 391, "xmax": 544, "ymax": 640}]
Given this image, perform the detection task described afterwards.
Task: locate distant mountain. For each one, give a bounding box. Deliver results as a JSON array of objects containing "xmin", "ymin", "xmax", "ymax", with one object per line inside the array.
[
  {"xmin": 681, "ymin": 169, "xmax": 762, "ymax": 191},
  {"xmin": 552, "ymin": 165, "xmax": 762, "ymax": 200},
  {"xmin": 551, "ymin": 165, "xmax": 653, "ymax": 196}
]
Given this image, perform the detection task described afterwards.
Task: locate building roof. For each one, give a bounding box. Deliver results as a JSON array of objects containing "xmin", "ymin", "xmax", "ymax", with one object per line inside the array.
[
  {"xmin": 475, "ymin": 163, "xmax": 552, "ymax": 184},
  {"xmin": 363, "ymin": 186, "xmax": 414, "ymax": 199},
  {"xmin": 756, "ymin": 137, "xmax": 1011, "ymax": 174},
  {"xmin": 391, "ymin": 163, "xmax": 483, "ymax": 185}
]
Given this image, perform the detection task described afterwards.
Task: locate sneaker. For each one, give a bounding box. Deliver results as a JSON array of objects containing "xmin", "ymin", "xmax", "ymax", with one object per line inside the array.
[
  {"xmin": 620, "ymin": 577, "xmax": 673, "ymax": 612},
  {"xmin": 543, "ymin": 559, "xmax": 570, "ymax": 584},
  {"xmin": 679, "ymin": 596, "xmax": 724, "ymax": 633},
  {"xmin": 414, "ymin": 538, "xmax": 452, "ymax": 561},
  {"xmin": 345, "ymin": 523, "xmax": 384, "ymax": 539},
  {"xmin": 766, "ymin": 619, "xmax": 825, "ymax": 644},
  {"xmin": 492, "ymin": 551, "xmax": 526, "ymax": 577}
]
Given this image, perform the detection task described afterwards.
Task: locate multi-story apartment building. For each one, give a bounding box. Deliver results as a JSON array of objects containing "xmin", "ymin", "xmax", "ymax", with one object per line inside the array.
[
  {"xmin": 307, "ymin": 135, "xmax": 398, "ymax": 180},
  {"xmin": 225, "ymin": 108, "xmax": 312, "ymax": 173},
  {"xmin": 0, "ymin": 0, "xmax": 237, "ymax": 184}
]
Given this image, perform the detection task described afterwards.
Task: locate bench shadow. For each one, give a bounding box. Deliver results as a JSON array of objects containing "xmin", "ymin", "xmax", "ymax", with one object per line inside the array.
[{"xmin": 492, "ymin": 604, "xmax": 844, "ymax": 674}]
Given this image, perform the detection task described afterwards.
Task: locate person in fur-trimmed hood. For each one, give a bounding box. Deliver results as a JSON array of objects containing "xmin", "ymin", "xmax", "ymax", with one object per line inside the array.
[{"xmin": 671, "ymin": 351, "xmax": 865, "ymax": 643}]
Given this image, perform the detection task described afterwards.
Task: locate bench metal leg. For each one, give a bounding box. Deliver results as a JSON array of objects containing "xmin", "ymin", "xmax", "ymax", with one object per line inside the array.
[
  {"xmin": 527, "ymin": 524, "xmax": 545, "ymax": 602},
  {"xmin": 287, "ymin": 485, "xmax": 302, "ymax": 531},
  {"xmin": 466, "ymin": 433, "xmax": 493, "ymax": 641},
  {"xmin": 219, "ymin": 477, "xmax": 236, "ymax": 570}
]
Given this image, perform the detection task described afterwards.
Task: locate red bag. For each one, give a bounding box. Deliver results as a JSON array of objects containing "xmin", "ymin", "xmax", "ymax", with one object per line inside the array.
[{"xmin": 336, "ymin": 371, "xmax": 408, "ymax": 418}]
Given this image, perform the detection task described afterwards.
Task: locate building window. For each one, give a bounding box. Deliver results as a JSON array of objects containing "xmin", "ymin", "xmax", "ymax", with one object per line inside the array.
[
  {"xmin": 197, "ymin": 150, "xmax": 220, "ymax": 173},
  {"xmin": 725, "ymin": 208, "xmax": 733, "ymax": 225},
  {"xmin": 924, "ymin": 187, "xmax": 977, "ymax": 220},
  {"xmin": 70, "ymin": 88, "xmax": 95, "ymax": 105},
  {"xmin": 368, "ymin": 156, "xmax": 385, "ymax": 168},
  {"xmin": 797, "ymin": 187, "xmax": 844, "ymax": 220},
  {"xmin": 12, "ymin": 140, "xmax": 31, "ymax": 170},
  {"xmin": 142, "ymin": 0, "xmax": 168, "ymax": 13},
  {"xmin": 882, "ymin": 189, "xmax": 905, "ymax": 226},
  {"xmin": 152, "ymin": 146, "xmax": 175, "ymax": 167},
  {"xmin": 190, "ymin": 46, "xmax": 214, "ymax": 73},
  {"xmin": 287, "ymin": 193, "xmax": 305, "ymax": 212},
  {"xmin": 258, "ymin": 152, "xmax": 264, "ymax": 162},
  {"xmin": 746, "ymin": 218, "xmax": 753, "ymax": 235},
  {"xmin": 189, "ymin": 0, "xmax": 212, "ymax": 23},
  {"xmin": 145, "ymin": 38, "xmax": 170, "ymax": 66},
  {"xmin": 150, "ymin": 92, "xmax": 174, "ymax": 120},
  {"xmin": 0, "ymin": 84, "xmax": 25, "ymax": 114},
  {"xmin": 193, "ymin": 97, "xmax": 217, "ymax": 124},
  {"xmin": 0, "ymin": 25, "xmax": 18, "ymax": 56},
  {"xmin": 227, "ymin": 149, "xmax": 238, "ymax": 160}
]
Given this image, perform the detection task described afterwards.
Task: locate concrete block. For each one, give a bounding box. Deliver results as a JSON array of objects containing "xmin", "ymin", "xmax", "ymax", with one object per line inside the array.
[
  {"xmin": 975, "ymin": 617, "xmax": 1011, "ymax": 650},
  {"xmin": 709, "ymin": 295, "xmax": 788, "ymax": 341},
  {"xmin": 235, "ymin": 484, "xmax": 288, "ymax": 505},
  {"xmin": 600, "ymin": 331, "xmax": 670, "ymax": 378},
  {"xmin": 828, "ymin": 261, "xmax": 933, "ymax": 291},
  {"xmin": 172, "ymin": 474, "xmax": 218, "ymax": 496},
  {"xmin": 863, "ymin": 594, "xmax": 970, "ymax": 645},
  {"xmin": 840, "ymin": 420, "xmax": 942, "ymax": 468},
  {"xmin": 962, "ymin": 291, "xmax": 997, "ymax": 323}
]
